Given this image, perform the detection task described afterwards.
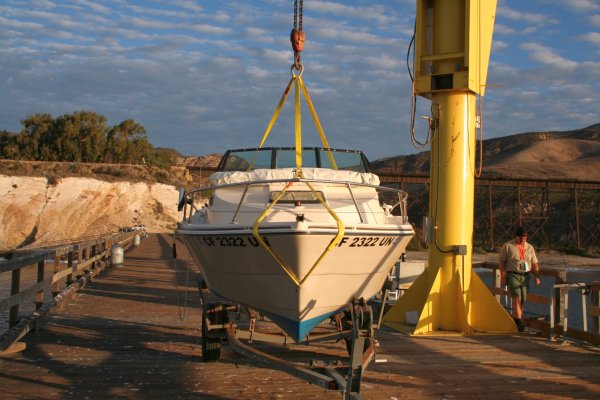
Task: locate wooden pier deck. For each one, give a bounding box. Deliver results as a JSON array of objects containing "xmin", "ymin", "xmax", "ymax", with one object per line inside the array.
[{"xmin": 1, "ymin": 233, "xmax": 598, "ymax": 399}]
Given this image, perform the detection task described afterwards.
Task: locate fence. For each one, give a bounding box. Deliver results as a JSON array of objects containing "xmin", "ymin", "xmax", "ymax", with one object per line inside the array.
[
  {"xmin": 478, "ymin": 262, "xmax": 600, "ymax": 345},
  {"xmin": 0, "ymin": 232, "xmax": 137, "ymax": 354},
  {"xmin": 378, "ymin": 174, "xmax": 600, "ymax": 252}
]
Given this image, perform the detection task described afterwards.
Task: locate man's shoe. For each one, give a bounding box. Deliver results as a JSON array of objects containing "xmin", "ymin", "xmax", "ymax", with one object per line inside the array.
[{"xmin": 514, "ymin": 318, "xmax": 525, "ymax": 332}]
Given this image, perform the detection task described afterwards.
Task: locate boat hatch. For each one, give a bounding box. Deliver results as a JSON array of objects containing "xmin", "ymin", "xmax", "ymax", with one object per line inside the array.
[{"xmin": 216, "ymin": 147, "xmax": 372, "ymax": 173}]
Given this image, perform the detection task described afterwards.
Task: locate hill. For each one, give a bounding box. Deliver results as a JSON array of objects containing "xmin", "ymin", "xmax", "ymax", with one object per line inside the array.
[{"xmin": 371, "ymin": 123, "xmax": 600, "ymax": 181}]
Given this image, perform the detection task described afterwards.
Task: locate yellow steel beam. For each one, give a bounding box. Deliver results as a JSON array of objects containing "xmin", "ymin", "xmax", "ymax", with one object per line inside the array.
[{"xmin": 384, "ymin": 0, "xmax": 516, "ymax": 335}]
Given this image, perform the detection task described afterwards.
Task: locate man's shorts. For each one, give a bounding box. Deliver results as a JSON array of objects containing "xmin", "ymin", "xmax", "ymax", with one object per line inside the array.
[{"xmin": 507, "ymin": 272, "xmax": 530, "ymax": 301}]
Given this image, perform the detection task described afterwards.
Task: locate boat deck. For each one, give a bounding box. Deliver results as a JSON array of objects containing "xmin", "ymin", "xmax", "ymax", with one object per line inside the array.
[{"xmin": 1, "ymin": 233, "xmax": 598, "ymax": 399}]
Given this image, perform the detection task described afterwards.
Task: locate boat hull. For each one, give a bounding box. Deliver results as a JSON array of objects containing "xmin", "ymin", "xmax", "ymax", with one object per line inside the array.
[{"xmin": 178, "ymin": 226, "xmax": 413, "ymax": 341}]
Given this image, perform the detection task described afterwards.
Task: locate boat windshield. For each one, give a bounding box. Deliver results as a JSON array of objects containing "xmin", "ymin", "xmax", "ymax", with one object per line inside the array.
[{"xmin": 217, "ymin": 147, "xmax": 371, "ymax": 173}]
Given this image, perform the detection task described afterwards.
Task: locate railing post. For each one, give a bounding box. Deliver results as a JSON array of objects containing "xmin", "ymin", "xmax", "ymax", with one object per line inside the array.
[
  {"xmin": 562, "ymin": 287, "xmax": 569, "ymax": 335},
  {"xmin": 581, "ymin": 287, "xmax": 588, "ymax": 333},
  {"xmin": 91, "ymin": 244, "xmax": 97, "ymax": 269},
  {"xmin": 554, "ymin": 271, "xmax": 567, "ymax": 329},
  {"xmin": 85, "ymin": 244, "xmax": 91, "ymax": 271},
  {"xmin": 9, "ymin": 268, "xmax": 21, "ymax": 328},
  {"xmin": 66, "ymin": 251, "xmax": 74, "ymax": 286},
  {"xmin": 52, "ymin": 251, "xmax": 60, "ymax": 297},
  {"xmin": 78, "ymin": 245, "xmax": 83, "ymax": 277},
  {"xmin": 493, "ymin": 266, "xmax": 501, "ymax": 303},
  {"xmin": 592, "ymin": 285, "xmax": 599, "ymax": 336},
  {"xmin": 35, "ymin": 260, "xmax": 45, "ymax": 310},
  {"xmin": 549, "ymin": 288, "xmax": 556, "ymax": 341}
]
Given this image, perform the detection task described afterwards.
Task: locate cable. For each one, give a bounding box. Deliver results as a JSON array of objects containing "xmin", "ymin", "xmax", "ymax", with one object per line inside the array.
[
  {"xmin": 430, "ymin": 103, "xmax": 454, "ymax": 255},
  {"xmin": 475, "ymin": 94, "xmax": 484, "ymax": 178},
  {"xmin": 407, "ymin": 21, "xmax": 430, "ymax": 149},
  {"xmin": 406, "ymin": 21, "xmax": 432, "ymax": 149},
  {"xmin": 172, "ymin": 234, "xmax": 190, "ymax": 321}
]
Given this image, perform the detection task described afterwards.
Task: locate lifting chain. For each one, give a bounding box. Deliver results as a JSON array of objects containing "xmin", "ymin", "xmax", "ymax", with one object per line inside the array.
[{"xmin": 290, "ymin": 0, "xmax": 305, "ymax": 71}]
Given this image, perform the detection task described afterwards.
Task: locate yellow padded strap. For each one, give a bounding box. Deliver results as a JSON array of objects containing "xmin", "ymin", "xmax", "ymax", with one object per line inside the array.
[{"xmin": 299, "ymin": 76, "xmax": 338, "ymax": 170}]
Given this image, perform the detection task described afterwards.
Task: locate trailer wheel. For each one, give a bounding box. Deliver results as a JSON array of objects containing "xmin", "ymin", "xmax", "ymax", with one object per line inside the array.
[{"xmin": 201, "ymin": 305, "xmax": 222, "ymax": 362}]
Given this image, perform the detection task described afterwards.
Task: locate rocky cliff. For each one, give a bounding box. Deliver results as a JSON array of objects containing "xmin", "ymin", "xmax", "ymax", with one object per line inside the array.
[{"xmin": 0, "ymin": 175, "xmax": 180, "ymax": 251}]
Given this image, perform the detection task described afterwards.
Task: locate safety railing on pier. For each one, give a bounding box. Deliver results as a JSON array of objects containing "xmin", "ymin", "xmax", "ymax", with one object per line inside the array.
[
  {"xmin": 0, "ymin": 232, "xmax": 138, "ymax": 354},
  {"xmin": 479, "ymin": 262, "xmax": 600, "ymax": 345}
]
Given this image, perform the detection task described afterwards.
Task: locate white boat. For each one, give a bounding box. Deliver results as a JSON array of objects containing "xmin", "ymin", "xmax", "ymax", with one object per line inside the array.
[{"xmin": 177, "ymin": 147, "xmax": 414, "ymax": 342}]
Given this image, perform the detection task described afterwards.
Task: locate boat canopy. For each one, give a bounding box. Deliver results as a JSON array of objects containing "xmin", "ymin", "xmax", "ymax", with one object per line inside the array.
[
  {"xmin": 210, "ymin": 167, "xmax": 380, "ymax": 186},
  {"xmin": 216, "ymin": 147, "xmax": 372, "ymax": 173}
]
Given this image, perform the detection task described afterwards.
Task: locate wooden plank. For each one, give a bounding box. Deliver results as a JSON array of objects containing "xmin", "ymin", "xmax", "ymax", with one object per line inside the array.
[
  {"xmin": 52, "ymin": 250, "xmax": 108, "ymax": 282},
  {"xmin": 0, "ymin": 251, "xmax": 52, "ymax": 273}
]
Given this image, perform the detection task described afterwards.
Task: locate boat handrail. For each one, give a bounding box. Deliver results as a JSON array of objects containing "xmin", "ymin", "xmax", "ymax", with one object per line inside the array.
[{"xmin": 182, "ymin": 177, "xmax": 409, "ymax": 223}]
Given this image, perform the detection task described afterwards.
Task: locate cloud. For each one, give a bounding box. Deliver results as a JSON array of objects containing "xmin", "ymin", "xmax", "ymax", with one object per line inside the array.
[
  {"xmin": 127, "ymin": 17, "xmax": 173, "ymax": 30},
  {"xmin": 171, "ymin": 0, "xmax": 204, "ymax": 13},
  {"xmin": 553, "ymin": 0, "xmax": 600, "ymax": 12},
  {"xmin": 589, "ymin": 15, "xmax": 600, "ymax": 27},
  {"xmin": 0, "ymin": 15, "xmax": 44, "ymax": 31},
  {"xmin": 189, "ymin": 23, "xmax": 232, "ymax": 36},
  {"xmin": 72, "ymin": 0, "xmax": 112, "ymax": 15},
  {"xmin": 492, "ymin": 40, "xmax": 509, "ymax": 52},
  {"xmin": 310, "ymin": 1, "xmax": 392, "ymax": 23},
  {"xmin": 578, "ymin": 32, "xmax": 600, "ymax": 46},
  {"xmin": 498, "ymin": 6, "xmax": 557, "ymax": 25},
  {"xmin": 30, "ymin": 0, "xmax": 56, "ymax": 9},
  {"xmin": 520, "ymin": 42, "xmax": 578, "ymax": 69},
  {"xmin": 494, "ymin": 24, "xmax": 517, "ymax": 35},
  {"xmin": 313, "ymin": 25, "xmax": 395, "ymax": 45}
]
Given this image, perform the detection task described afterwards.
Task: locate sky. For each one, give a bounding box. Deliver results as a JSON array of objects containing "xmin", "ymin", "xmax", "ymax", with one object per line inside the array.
[{"xmin": 1, "ymin": 0, "xmax": 599, "ymax": 160}]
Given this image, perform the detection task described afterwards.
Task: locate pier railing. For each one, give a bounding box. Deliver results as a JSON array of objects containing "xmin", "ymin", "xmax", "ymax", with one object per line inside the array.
[
  {"xmin": 479, "ymin": 262, "xmax": 600, "ymax": 345},
  {"xmin": 0, "ymin": 232, "xmax": 138, "ymax": 354}
]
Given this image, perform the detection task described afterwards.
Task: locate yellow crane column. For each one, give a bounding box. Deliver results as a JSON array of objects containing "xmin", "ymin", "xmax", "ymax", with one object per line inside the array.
[{"xmin": 384, "ymin": 0, "xmax": 517, "ymax": 334}]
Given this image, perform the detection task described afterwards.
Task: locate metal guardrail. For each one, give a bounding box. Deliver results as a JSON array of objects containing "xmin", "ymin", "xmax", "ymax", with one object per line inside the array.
[
  {"xmin": 0, "ymin": 231, "xmax": 138, "ymax": 354},
  {"xmin": 182, "ymin": 178, "xmax": 410, "ymax": 224},
  {"xmin": 479, "ymin": 262, "xmax": 600, "ymax": 345}
]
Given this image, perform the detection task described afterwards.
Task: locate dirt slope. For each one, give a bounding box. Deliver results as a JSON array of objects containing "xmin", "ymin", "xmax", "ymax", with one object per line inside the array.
[{"xmin": 0, "ymin": 175, "xmax": 180, "ymax": 251}]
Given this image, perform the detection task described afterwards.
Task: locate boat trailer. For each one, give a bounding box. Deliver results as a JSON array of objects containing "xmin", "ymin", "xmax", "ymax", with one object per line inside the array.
[{"xmin": 197, "ymin": 278, "xmax": 382, "ymax": 399}]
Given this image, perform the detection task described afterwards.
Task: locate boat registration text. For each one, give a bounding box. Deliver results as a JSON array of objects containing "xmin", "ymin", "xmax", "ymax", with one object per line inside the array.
[{"xmin": 197, "ymin": 236, "xmax": 399, "ymax": 248}]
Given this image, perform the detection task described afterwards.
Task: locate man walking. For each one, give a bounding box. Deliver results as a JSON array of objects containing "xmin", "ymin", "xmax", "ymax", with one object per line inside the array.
[{"xmin": 499, "ymin": 227, "xmax": 541, "ymax": 332}]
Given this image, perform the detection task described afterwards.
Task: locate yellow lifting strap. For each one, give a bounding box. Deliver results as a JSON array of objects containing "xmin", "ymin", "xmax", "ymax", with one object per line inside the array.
[
  {"xmin": 294, "ymin": 76, "xmax": 302, "ymax": 172},
  {"xmin": 250, "ymin": 67, "xmax": 346, "ymax": 287},
  {"xmin": 251, "ymin": 179, "xmax": 345, "ymax": 287},
  {"xmin": 249, "ymin": 70, "xmax": 338, "ymax": 171},
  {"xmin": 299, "ymin": 77, "xmax": 337, "ymax": 169}
]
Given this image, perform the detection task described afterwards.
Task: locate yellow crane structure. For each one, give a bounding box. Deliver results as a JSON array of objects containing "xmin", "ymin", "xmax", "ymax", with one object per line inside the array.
[{"xmin": 383, "ymin": 0, "xmax": 518, "ymax": 334}]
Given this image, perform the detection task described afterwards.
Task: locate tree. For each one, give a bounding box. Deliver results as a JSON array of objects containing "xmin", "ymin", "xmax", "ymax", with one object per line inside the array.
[
  {"xmin": 2, "ymin": 111, "xmax": 169, "ymax": 167},
  {"xmin": 0, "ymin": 130, "xmax": 19, "ymax": 159},
  {"xmin": 106, "ymin": 119, "xmax": 147, "ymax": 164},
  {"xmin": 64, "ymin": 111, "xmax": 107, "ymax": 162},
  {"xmin": 18, "ymin": 114, "xmax": 53, "ymax": 160}
]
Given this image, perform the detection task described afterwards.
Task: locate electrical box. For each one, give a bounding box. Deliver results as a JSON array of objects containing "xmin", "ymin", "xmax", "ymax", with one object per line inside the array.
[
  {"xmin": 455, "ymin": 245, "xmax": 468, "ymax": 255},
  {"xmin": 414, "ymin": 0, "xmax": 497, "ymax": 97}
]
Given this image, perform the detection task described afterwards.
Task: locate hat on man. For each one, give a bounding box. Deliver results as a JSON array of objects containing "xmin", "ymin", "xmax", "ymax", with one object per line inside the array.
[{"xmin": 514, "ymin": 226, "xmax": 527, "ymax": 237}]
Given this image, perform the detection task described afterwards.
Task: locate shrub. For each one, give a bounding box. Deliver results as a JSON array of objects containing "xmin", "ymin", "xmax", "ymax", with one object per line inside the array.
[{"xmin": 47, "ymin": 174, "xmax": 61, "ymax": 186}]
